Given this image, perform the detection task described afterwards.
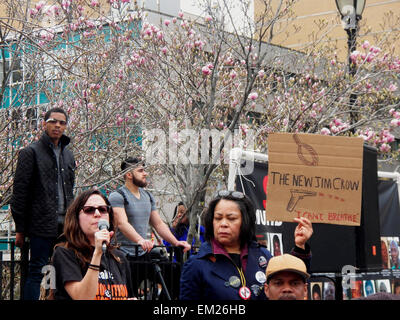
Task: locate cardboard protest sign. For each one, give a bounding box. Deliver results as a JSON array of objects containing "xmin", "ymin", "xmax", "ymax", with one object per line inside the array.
[{"xmin": 266, "ymin": 133, "xmax": 364, "ymax": 226}]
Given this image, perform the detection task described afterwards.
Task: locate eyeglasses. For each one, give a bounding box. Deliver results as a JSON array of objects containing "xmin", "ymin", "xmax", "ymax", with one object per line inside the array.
[
  {"xmin": 81, "ymin": 205, "xmax": 110, "ymax": 215},
  {"xmin": 216, "ymin": 190, "xmax": 245, "ymax": 199},
  {"xmin": 46, "ymin": 118, "xmax": 67, "ymax": 126}
]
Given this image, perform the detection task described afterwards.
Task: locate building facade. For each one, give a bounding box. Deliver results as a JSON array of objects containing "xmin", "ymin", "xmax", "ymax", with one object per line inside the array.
[{"xmin": 254, "ymin": 0, "xmax": 400, "ymax": 61}]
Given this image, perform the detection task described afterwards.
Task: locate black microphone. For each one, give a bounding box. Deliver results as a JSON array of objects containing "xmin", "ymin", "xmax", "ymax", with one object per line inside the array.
[{"xmin": 98, "ymin": 219, "xmax": 110, "ymax": 253}]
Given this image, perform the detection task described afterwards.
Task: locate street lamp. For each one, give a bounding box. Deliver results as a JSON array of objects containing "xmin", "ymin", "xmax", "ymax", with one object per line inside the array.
[
  {"xmin": 335, "ymin": 0, "xmax": 365, "ymax": 29},
  {"xmin": 335, "ymin": 0, "xmax": 366, "ymax": 131}
]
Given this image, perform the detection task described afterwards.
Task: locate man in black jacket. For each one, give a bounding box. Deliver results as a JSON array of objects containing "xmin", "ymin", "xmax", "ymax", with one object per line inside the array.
[{"xmin": 11, "ymin": 107, "xmax": 75, "ymax": 300}]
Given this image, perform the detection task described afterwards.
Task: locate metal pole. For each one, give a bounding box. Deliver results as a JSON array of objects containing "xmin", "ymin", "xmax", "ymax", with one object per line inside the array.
[
  {"xmin": 347, "ymin": 24, "xmax": 358, "ymax": 133},
  {"xmin": 10, "ymin": 241, "xmax": 15, "ymax": 300},
  {"xmin": 20, "ymin": 238, "xmax": 30, "ymax": 300}
]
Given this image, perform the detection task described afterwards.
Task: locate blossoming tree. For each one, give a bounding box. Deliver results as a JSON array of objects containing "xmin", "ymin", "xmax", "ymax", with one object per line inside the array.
[{"xmin": 0, "ymin": 0, "xmax": 399, "ymax": 247}]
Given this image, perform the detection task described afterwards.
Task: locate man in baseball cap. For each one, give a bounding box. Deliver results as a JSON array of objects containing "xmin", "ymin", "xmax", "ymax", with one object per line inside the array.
[{"xmin": 264, "ymin": 254, "xmax": 310, "ymax": 300}]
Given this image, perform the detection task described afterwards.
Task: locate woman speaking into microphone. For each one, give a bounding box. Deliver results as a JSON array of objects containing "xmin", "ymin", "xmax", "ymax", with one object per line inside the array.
[{"xmin": 51, "ymin": 189, "xmax": 134, "ymax": 300}]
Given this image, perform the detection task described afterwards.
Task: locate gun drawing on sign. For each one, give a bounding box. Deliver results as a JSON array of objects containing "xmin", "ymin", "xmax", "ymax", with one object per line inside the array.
[{"xmin": 287, "ymin": 189, "xmax": 317, "ymax": 212}]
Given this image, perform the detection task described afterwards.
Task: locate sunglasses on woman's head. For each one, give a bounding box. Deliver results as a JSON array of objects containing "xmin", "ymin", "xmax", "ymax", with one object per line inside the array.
[
  {"xmin": 217, "ymin": 190, "xmax": 245, "ymax": 199},
  {"xmin": 81, "ymin": 205, "xmax": 110, "ymax": 215}
]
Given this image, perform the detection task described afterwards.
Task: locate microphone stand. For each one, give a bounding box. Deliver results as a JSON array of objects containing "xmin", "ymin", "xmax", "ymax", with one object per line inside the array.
[
  {"xmin": 153, "ymin": 261, "xmax": 171, "ymax": 300},
  {"xmin": 148, "ymin": 247, "xmax": 171, "ymax": 300}
]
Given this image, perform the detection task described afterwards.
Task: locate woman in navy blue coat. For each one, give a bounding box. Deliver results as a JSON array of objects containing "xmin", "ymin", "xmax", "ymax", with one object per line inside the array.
[{"xmin": 179, "ymin": 190, "xmax": 313, "ymax": 300}]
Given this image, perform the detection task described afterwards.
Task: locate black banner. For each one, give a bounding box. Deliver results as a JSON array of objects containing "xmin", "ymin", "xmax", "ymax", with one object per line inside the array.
[
  {"xmin": 378, "ymin": 179, "xmax": 400, "ymax": 237},
  {"xmin": 234, "ymin": 149, "xmax": 387, "ymax": 274}
]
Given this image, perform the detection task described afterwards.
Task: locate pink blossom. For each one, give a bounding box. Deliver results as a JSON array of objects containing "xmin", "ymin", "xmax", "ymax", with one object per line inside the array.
[
  {"xmin": 40, "ymin": 30, "xmax": 54, "ymax": 41},
  {"xmin": 365, "ymin": 130, "xmax": 375, "ymax": 141},
  {"xmin": 29, "ymin": 8, "xmax": 38, "ymax": 17},
  {"xmin": 224, "ymin": 56, "xmax": 234, "ymax": 65},
  {"xmin": 202, "ymin": 66, "xmax": 211, "ymax": 76},
  {"xmin": 258, "ymin": 70, "xmax": 265, "ymax": 78},
  {"xmin": 230, "ymin": 70, "xmax": 237, "ymax": 79},
  {"xmin": 362, "ymin": 40, "xmax": 370, "ymax": 50},
  {"xmin": 205, "ymin": 15, "xmax": 212, "ymax": 23},
  {"xmin": 90, "ymin": 0, "xmax": 99, "ymax": 6},
  {"xmin": 35, "ymin": 1, "xmax": 46, "ymax": 11},
  {"xmin": 379, "ymin": 143, "xmax": 391, "ymax": 153},
  {"xmin": 62, "ymin": 0, "xmax": 71, "ymax": 10},
  {"xmin": 83, "ymin": 31, "xmax": 93, "ymax": 38},
  {"xmin": 164, "ymin": 20, "xmax": 170, "ymax": 26},
  {"xmin": 350, "ymin": 51, "xmax": 360, "ymax": 64},
  {"xmin": 381, "ymin": 130, "xmax": 395, "ymax": 143},
  {"xmin": 333, "ymin": 118, "xmax": 343, "ymax": 126},
  {"xmin": 366, "ymin": 53, "xmax": 375, "ymax": 63},
  {"xmin": 388, "ymin": 83, "xmax": 398, "ymax": 92},
  {"xmin": 194, "ymin": 40, "xmax": 205, "ymax": 49},
  {"xmin": 157, "ymin": 31, "xmax": 164, "ymax": 40},
  {"xmin": 86, "ymin": 20, "xmax": 96, "ymax": 28},
  {"xmin": 370, "ymin": 46, "xmax": 381, "ymax": 54},
  {"xmin": 69, "ymin": 23, "xmax": 78, "ymax": 31},
  {"xmin": 330, "ymin": 125, "xmax": 339, "ymax": 134},
  {"xmin": 330, "ymin": 59, "xmax": 336, "ymax": 66},
  {"xmin": 161, "ymin": 47, "xmax": 167, "ymax": 55},
  {"xmin": 178, "ymin": 11, "xmax": 184, "ymax": 18},
  {"xmin": 240, "ymin": 124, "xmax": 249, "ymax": 135},
  {"xmin": 248, "ymin": 92, "xmax": 258, "ymax": 101},
  {"xmin": 143, "ymin": 28, "xmax": 152, "ymax": 37},
  {"xmin": 116, "ymin": 116, "xmax": 124, "ymax": 126},
  {"xmin": 320, "ymin": 128, "xmax": 331, "ymax": 135},
  {"xmin": 390, "ymin": 119, "xmax": 400, "ymax": 127}
]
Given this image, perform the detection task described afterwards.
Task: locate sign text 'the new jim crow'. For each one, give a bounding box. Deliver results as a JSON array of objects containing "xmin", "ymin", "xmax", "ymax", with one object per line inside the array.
[{"xmin": 266, "ymin": 133, "xmax": 364, "ymax": 226}]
